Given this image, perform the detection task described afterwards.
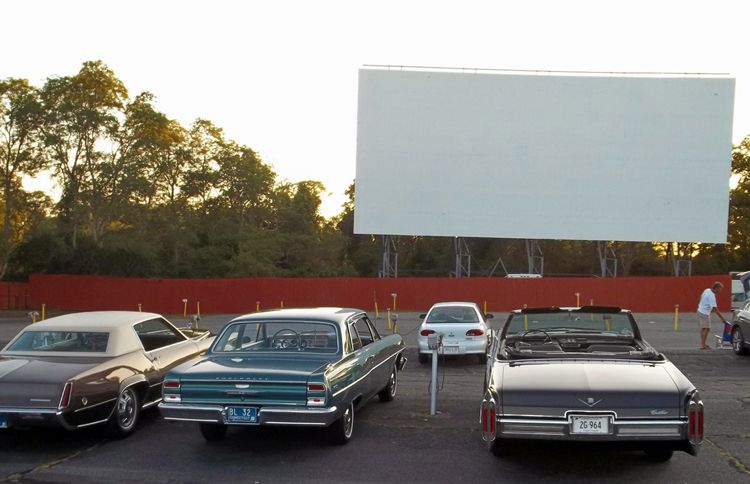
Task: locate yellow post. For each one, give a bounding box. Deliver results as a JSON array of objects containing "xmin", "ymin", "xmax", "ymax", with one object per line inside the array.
[
  {"xmin": 575, "ymin": 292, "xmax": 580, "ymax": 307},
  {"xmin": 484, "ymin": 300, "xmax": 488, "ymax": 314},
  {"xmin": 138, "ymin": 303, "xmax": 142, "ymax": 312},
  {"xmin": 41, "ymin": 304, "xmax": 46, "ymax": 321},
  {"xmin": 674, "ymin": 304, "xmax": 679, "ymax": 331},
  {"xmin": 197, "ymin": 301, "xmax": 201, "ymax": 318},
  {"xmin": 523, "ymin": 304, "xmax": 528, "ymax": 331},
  {"xmin": 256, "ymin": 301, "xmax": 260, "ymax": 312},
  {"xmin": 387, "ymin": 308, "xmax": 392, "ymax": 331},
  {"xmin": 391, "ymin": 293, "xmax": 397, "ymax": 312},
  {"xmin": 182, "ymin": 298, "xmax": 188, "ymax": 317},
  {"xmin": 374, "ymin": 301, "xmax": 380, "ymax": 319},
  {"xmin": 590, "ymin": 299, "xmax": 594, "ymax": 320},
  {"xmin": 31, "ymin": 312, "xmax": 36, "ymax": 324},
  {"xmin": 280, "ymin": 300, "xmax": 284, "ymax": 309}
]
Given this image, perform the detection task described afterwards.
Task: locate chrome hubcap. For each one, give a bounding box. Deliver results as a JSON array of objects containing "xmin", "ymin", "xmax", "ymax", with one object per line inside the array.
[
  {"xmin": 118, "ymin": 389, "xmax": 136, "ymax": 429},
  {"xmin": 343, "ymin": 405, "xmax": 353, "ymax": 438},
  {"xmin": 733, "ymin": 329, "xmax": 742, "ymax": 351},
  {"xmin": 389, "ymin": 371, "xmax": 397, "ymax": 397}
]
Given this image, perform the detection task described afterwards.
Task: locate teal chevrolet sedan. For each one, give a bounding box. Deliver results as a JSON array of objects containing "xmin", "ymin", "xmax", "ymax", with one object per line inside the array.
[{"xmin": 158, "ymin": 308, "xmax": 406, "ymax": 444}]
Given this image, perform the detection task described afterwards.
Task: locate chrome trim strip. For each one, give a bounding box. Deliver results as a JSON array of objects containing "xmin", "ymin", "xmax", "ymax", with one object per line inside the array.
[
  {"xmin": 261, "ymin": 406, "xmax": 338, "ymax": 415},
  {"xmin": 332, "ymin": 349, "xmax": 404, "ymax": 398},
  {"xmin": 74, "ymin": 397, "xmax": 117, "ymax": 413},
  {"xmin": 499, "ymin": 417, "xmax": 686, "ymax": 426},
  {"xmin": 141, "ymin": 398, "xmax": 162, "ymax": 410},
  {"xmin": 159, "ymin": 403, "xmax": 223, "ymax": 412},
  {"xmin": 162, "ymin": 417, "xmax": 219, "ymax": 423},
  {"xmin": 75, "ymin": 418, "xmax": 109, "ymax": 429},
  {"xmin": 264, "ymin": 421, "xmax": 327, "ymax": 427},
  {"xmin": 0, "ymin": 407, "xmax": 58, "ymax": 414},
  {"xmin": 182, "ymin": 379, "xmax": 308, "ymax": 385}
]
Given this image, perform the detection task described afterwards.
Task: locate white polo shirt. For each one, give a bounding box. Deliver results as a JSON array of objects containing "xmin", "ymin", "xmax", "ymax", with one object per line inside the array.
[{"xmin": 697, "ymin": 288, "xmax": 717, "ymax": 316}]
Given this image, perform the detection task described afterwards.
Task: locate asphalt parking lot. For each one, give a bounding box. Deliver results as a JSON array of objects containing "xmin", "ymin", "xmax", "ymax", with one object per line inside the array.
[{"xmin": 1, "ymin": 310, "xmax": 749, "ymax": 483}]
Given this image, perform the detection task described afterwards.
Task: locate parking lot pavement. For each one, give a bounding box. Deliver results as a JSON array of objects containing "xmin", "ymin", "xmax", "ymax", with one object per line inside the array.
[{"xmin": 1, "ymin": 310, "xmax": 749, "ymax": 483}]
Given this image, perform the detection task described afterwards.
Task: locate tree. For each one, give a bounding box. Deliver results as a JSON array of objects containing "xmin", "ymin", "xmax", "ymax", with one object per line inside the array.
[
  {"xmin": 0, "ymin": 78, "xmax": 48, "ymax": 276},
  {"xmin": 40, "ymin": 60, "xmax": 129, "ymax": 248}
]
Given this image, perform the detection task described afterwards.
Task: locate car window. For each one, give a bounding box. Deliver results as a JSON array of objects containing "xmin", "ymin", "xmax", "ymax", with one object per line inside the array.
[
  {"xmin": 348, "ymin": 323, "xmax": 362, "ymax": 351},
  {"xmin": 353, "ymin": 318, "xmax": 374, "ymax": 346},
  {"xmin": 504, "ymin": 310, "xmax": 635, "ymax": 336},
  {"xmin": 427, "ymin": 306, "xmax": 480, "ymax": 323},
  {"xmin": 212, "ymin": 321, "xmax": 339, "ymax": 354},
  {"xmin": 6, "ymin": 331, "xmax": 109, "ymax": 353},
  {"xmin": 134, "ymin": 318, "xmax": 186, "ymax": 351},
  {"xmin": 365, "ymin": 317, "xmax": 380, "ymax": 340}
]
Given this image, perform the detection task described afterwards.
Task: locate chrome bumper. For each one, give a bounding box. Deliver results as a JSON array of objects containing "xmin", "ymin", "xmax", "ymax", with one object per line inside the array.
[
  {"xmin": 497, "ymin": 416, "xmax": 687, "ymax": 441},
  {"xmin": 158, "ymin": 403, "xmax": 341, "ymax": 427},
  {"xmin": 0, "ymin": 407, "xmax": 75, "ymax": 430}
]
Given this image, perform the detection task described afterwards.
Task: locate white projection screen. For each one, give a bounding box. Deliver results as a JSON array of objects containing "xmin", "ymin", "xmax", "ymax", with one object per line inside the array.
[{"xmin": 354, "ymin": 68, "xmax": 735, "ymax": 243}]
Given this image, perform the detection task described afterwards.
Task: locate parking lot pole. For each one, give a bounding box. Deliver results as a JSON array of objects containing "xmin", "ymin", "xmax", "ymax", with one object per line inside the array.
[
  {"xmin": 674, "ymin": 304, "xmax": 679, "ymax": 331},
  {"xmin": 430, "ymin": 347, "xmax": 438, "ymax": 416}
]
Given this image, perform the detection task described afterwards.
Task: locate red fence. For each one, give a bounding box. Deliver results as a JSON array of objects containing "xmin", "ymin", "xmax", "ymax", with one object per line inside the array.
[
  {"xmin": 0, "ymin": 282, "xmax": 29, "ymax": 310},
  {"xmin": 27, "ymin": 274, "xmax": 731, "ymax": 314}
]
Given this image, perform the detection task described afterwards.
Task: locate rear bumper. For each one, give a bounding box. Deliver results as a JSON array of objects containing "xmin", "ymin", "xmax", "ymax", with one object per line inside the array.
[
  {"xmin": 496, "ymin": 416, "xmax": 688, "ymax": 442},
  {"xmin": 417, "ymin": 339, "xmax": 487, "ymax": 355},
  {"xmin": 0, "ymin": 407, "xmax": 73, "ymax": 430},
  {"xmin": 158, "ymin": 403, "xmax": 342, "ymax": 427}
]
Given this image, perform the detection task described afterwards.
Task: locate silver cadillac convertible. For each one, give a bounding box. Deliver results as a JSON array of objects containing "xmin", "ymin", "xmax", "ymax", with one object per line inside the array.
[{"xmin": 480, "ymin": 306, "xmax": 703, "ymax": 462}]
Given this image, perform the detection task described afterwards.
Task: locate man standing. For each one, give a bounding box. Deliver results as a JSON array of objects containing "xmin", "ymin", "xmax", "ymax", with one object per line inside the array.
[{"xmin": 697, "ymin": 282, "xmax": 729, "ymax": 349}]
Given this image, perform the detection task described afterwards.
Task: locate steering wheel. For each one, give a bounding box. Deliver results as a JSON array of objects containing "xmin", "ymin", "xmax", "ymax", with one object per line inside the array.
[
  {"xmin": 271, "ymin": 328, "xmax": 301, "ymax": 349},
  {"xmin": 520, "ymin": 329, "xmax": 553, "ymax": 344}
]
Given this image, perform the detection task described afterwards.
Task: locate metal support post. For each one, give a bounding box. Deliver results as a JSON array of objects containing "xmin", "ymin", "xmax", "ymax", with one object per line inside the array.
[
  {"xmin": 525, "ymin": 240, "xmax": 544, "ymax": 275},
  {"xmin": 380, "ymin": 235, "xmax": 398, "ymax": 278},
  {"xmin": 596, "ymin": 241, "xmax": 618, "ymax": 277},
  {"xmin": 454, "ymin": 237, "xmax": 471, "ymax": 278}
]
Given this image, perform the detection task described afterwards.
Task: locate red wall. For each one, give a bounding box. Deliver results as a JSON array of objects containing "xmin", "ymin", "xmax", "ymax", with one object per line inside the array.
[
  {"xmin": 0, "ymin": 282, "xmax": 29, "ymax": 309},
  {"xmin": 28, "ymin": 274, "xmax": 731, "ymax": 314}
]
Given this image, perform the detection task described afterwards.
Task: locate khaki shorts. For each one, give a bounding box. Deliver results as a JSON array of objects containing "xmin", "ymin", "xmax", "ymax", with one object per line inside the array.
[{"xmin": 697, "ymin": 312, "xmax": 711, "ymax": 329}]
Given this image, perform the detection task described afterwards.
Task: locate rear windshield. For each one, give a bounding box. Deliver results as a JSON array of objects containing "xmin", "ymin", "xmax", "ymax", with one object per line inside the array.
[
  {"xmin": 505, "ymin": 311, "xmax": 635, "ymax": 336},
  {"xmin": 7, "ymin": 331, "xmax": 110, "ymax": 353},
  {"xmin": 427, "ymin": 306, "xmax": 479, "ymax": 324},
  {"xmin": 213, "ymin": 321, "xmax": 339, "ymax": 354}
]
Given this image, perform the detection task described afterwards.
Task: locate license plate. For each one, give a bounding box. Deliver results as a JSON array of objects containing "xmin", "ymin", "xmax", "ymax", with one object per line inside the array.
[
  {"xmin": 0, "ymin": 415, "xmax": 7, "ymax": 429},
  {"xmin": 570, "ymin": 415, "xmax": 609, "ymax": 434},
  {"xmin": 442, "ymin": 345, "xmax": 459, "ymax": 354},
  {"xmin": 226, "ymin": 406, "xmax": 258, "ymax": 424}
]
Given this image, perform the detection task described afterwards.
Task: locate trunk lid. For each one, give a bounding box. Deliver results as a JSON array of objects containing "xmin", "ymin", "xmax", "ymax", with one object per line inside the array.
[
  {"xmin": 500, "ymin": 360, "xmax": 681, "ymax": 418},
  {"xmin": 174, "ymin": 355, "xmax": 332, "ymax": 406},
  {"xmin": 0, "ymin": 355, "xmax": 103, "ymax": 408}
]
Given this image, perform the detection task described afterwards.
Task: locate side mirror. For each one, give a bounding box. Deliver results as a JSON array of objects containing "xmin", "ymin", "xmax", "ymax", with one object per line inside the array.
[
  {"xmin": 419, "ymin": 313, "xmax": 427, "ymax": 319},
  {"xmin": 485, "ymin": 313, "xmax": 494, "ymax": 319}
]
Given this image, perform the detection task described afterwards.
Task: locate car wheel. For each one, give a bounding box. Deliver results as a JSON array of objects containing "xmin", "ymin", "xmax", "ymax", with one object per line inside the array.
[
  {"xmin": 378, "ymin": 367, "xmax": 397, "ymax": 402},
  {"xmin": 107, "ymin": 387, "xmax": 140, "ymax": 438},
  {"xmin": 327, "ymin": 402, "xmax": 354, "ymax": 445},
  {"xmin": 732, "ymin": 326, "xmax": 749, "ymax": 355},
  {"xmin": 643, "ymin": 447, "xmax": 674, "ymax": 462},
  {"xmin": 418, "ymin": 352, "xmax": 428, "ymax": 364},
  {"xmin": 199, "ymin": 423, "xmax": 227, "ymax": 442}
]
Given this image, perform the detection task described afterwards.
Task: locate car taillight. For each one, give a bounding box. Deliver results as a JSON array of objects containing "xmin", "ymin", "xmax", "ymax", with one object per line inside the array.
[
  {"xmin": 688, "ymin": 400, "xmax": 703, "ymax": 444},
  {"xmin": 420, "ymin": 329, "xmax": 435, "ymax": 337},
  {"xmin": 58, "ymin": 381, "xmax": 73, "ymax": 409},
  {"xmin": 466, "ymin": 329, "xmax": 484, "ymax": 337},
  {"xmin": 163, "ymin": 380, "xmax": 180, "ymax": 389},
  {"xmin": 481, "ymin": 401, "xmax": 497, "ymax": 440},
  {"xmin": 307, "ymin": 382, "xmax": 327, "ymax": 407}
]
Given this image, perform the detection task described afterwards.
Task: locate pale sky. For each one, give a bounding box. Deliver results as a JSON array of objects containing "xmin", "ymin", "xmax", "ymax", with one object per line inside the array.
[{"xmin": 3, "ymin": 0, "xmax": 749, "ymax": 218}]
